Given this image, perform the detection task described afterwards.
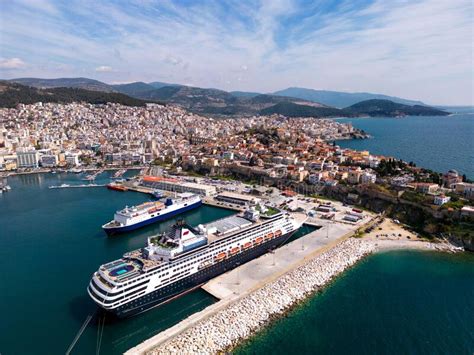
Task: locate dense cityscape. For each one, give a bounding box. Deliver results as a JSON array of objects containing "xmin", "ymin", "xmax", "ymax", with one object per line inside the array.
[{"xmin": 1, "ymin": 102, "xmax": 472, "ymax": 208}]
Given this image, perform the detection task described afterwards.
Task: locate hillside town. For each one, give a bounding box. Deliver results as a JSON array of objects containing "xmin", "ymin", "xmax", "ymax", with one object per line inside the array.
[{"xmin": 0, "ymin": 102, "xmax": 472, "ymax": 212}]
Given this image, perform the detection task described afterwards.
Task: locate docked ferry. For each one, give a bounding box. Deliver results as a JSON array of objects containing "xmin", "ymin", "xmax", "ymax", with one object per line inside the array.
[
  {"xmin": 102, "ymin": 193, "xmax": 202, "ymax": 235},
  {"xmin": 88, "ymin": 206, "xmax": 305, "ymax": 317}
]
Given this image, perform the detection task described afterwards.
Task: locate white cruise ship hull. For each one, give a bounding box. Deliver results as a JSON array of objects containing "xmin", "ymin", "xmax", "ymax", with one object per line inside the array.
[
  {"xmin": 88, "ymin": 228, "xmax": 296, "ymax": 318},
  {"xmin": 102, "ymin": 199, "xmax": 202, "ymax": 235}
]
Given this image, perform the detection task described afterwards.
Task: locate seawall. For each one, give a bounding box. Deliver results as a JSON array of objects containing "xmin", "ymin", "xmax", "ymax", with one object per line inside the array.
[{"xmin": 144, "ymin": 238, "xmax": 375, "ymax": 354}]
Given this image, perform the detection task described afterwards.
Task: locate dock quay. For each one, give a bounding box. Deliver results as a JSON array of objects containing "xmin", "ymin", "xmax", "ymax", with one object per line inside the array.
[
  {"xmin": 49, "ymin": 183, "xmax": 106, "ymax": 189},
  {"xmin": 121, "ymin": 184, "xmax": 155, "ymax": 195},
  {"xmin": 201, "ymin": 197, "xmax": 244, "ymax": 212},
  {"xmin": 126, "ymin": 213, "xmax": 376, "ymax": 355}
]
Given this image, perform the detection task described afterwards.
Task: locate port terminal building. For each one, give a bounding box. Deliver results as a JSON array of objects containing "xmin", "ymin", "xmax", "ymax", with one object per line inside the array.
[
  {"xmin": 141, "ymin": 176, "xmax": 216, "ymax": 196},
  {"xmin": 215, "ymin": 191, "xmax": 261, "ymax": 206}
]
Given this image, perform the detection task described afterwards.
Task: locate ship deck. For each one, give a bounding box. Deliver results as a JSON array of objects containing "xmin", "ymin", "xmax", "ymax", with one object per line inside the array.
[{"xmin": 204, "ymin": 215, "xmax": 257, "ymax": 243}]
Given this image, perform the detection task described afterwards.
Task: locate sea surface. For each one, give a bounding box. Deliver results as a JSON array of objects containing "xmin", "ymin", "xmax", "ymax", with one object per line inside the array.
[
  {"xmin": 236, "ymin": 250, "xmax": 474, "ymax": 355},
  {"xmin": 0, "ymin": 171, "xmax": 315, "ymax": 355},
  {"xmin": 335, "ymin": 108, "xmax": 474, "ymax": 178}
]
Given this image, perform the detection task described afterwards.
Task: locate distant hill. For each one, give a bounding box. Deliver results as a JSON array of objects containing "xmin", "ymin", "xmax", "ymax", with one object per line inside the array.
[
  {"xmin": 121, "ymin": 85, "xmax": 321, "ymax": 116},
  {"xmin": 0, "ymin": 81, "xmax": 150, "ymax": 108},
  {"xmin": 273, "ymin": 87, "xmax": 425, "ymax": 108},
  {"xmin": 5, "ymin": 77, "xmax": 444, "ymax": 118},
  {"xmin": 260, "ymin": 102, "xmax": 348, "ymax": 118},
  {"xmin": 148, "ymin": 81, "xmax": 183, "ymax": 89},
  {"xmin": 230, "ymin": 91, "xmax": 261, "ymax": 98},
  {"xmin": 345, "ymin": 99, "xmax": 449, "ymax": 116},
  {"xmin": 111, "ymin": 82, "xmax": 156, "ymax": 96},
  {"xmin": 9, "ymin": 77, "xmax": 115, "ymax": 92}
]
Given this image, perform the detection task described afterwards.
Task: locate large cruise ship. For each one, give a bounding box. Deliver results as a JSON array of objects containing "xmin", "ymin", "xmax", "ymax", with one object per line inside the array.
[
  {"xmin": 88, "ymin": 206, "xmax": 305, "ymax": 317},
  {"xmin": 102, "ymin": 193, "xmax": 202, "ymax": 235}
]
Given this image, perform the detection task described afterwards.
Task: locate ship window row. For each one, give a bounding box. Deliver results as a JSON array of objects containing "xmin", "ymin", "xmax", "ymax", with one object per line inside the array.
[
  {"xmin": 112, "ymin": 286, "xmax": 148, "ymax": 306},
  {"xmin": 93, "ymin": 284, "xmax": 148, "ymax": 305},
  {"xmin": 94, "ymin": 279, "xmax": 149, "ymax": 297},
  {"xmin": 116, "ymin": 290, "xmax": 147, "ymax": 307},
  {"xmin": 97, "ymin": 273, "xmax": 114, "ymax": 289},
  {"xmin": 157, "ymin": 270, "xmax": 191, "ymax": 288}
]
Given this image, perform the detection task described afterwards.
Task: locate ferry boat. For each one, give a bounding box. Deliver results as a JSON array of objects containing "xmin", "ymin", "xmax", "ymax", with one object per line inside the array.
[
  {"xmin": 107, "ymin": 183, "xmax": 128, "ymax": 192},
  {"xmin": 102, "ymin": 193, "xmax": 202, "ymax": 235},
  {"xmin": 88, "ymin": 206, "xmax": 305, "ymax": 317}
]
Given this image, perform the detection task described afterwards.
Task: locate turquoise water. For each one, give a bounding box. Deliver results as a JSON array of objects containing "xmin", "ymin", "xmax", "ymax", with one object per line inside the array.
[
  {"xmin": 236, "ymin": 250, "xmax": 474, "ymax": 355},
  {"xmin": 0, "ymin": 172, "xmax": 316, "ymax": 354},
  {"xmin": 335, "ymin": 111, "xmax": 474, "ymax": 178}
]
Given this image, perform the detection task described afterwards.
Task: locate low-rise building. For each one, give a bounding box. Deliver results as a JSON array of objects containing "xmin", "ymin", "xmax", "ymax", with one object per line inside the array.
[
  {"xmin": 409, "ymin": 182, "xmax": 439, "ymax": 194},
  {"xmin": 215, "ymin": 192, "xmax": 261, "ymax": 206},
  {"xmin": 65, "ymin": 152, "xmax": 81, "ymax": 166},
  {"xmin": 442, "ymin": 170, "xmax": 462, "ymax": 188},
  {"xmin": 434, "ymin": 194, "xmax": 450, "ymax": 205},
  {"xmin": 361, "ymin": 171, "xmax": 377, "ymax": 184},
  {"xmin": 454, "ymin": 182, "xmax": 474, "ymax": 199},
  {"xmin": 141, "ymin": 175, "xmax": 217, "ymax": 196},
  {"xmin": 40, "ymin": 154, "xmax": 58, "ymax": 167},
  {"xmin": 348, "ymin": 169, "xmax": 362, "ymax": 184},
  {"xmin": 16, "ymin": 148, "xmax": 39, "ymax": 168}
]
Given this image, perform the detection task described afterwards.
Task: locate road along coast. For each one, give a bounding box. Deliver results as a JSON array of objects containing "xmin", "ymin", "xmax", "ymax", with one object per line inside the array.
[{"xmin": 143, "ymin": 238, "xmax": 375, "ymax": 354}]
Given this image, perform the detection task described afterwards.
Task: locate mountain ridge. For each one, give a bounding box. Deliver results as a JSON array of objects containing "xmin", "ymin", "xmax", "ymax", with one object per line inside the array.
[
  {"xmin": 272, "ymin": 87, "xmax": 425, "ymax": 108},
  {"xmin": 5, "ymin": 77, "xmax": 448, "ymax": 117},
  {"xmin": 0, "ymin": 81, "xmax": 151, "ymax": 108}
]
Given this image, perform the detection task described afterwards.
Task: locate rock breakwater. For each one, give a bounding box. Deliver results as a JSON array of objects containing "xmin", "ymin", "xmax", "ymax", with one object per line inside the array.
[{"xmin": 148, "ymin": 238, "xmax": 375, "ymax": 355}]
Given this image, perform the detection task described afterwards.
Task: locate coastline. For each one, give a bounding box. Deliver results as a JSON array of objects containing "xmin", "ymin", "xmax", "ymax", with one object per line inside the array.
[
  {"xmin": 137, "ymin": 219, "xmax": 463, "ymax": 355},
  {"xmin": 361, "ymin": 218, "xmax": 463, "ymax": 253},
  {"xmin": 0, "ymin": 166, "xmax": 144, "ymax": 177}
]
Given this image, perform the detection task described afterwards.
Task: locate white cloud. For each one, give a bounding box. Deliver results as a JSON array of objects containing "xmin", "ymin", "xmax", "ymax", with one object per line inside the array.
[
  {"xmin": 0, "ymin": 58, "xmax": 26, "ymax": 69},
  {"xmin": 95, "ymin": 65, "xmax": 113, "ymax": 72},
  {"xmin": 0, "ymin": 0, "xmax": 472, "ymax": 104}
]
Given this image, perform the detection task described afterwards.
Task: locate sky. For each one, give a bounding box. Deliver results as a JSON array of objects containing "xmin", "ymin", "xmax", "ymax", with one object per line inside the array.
[{"xmin": 0, "ymin": 0, "xmax": 473, "ymax": 105}]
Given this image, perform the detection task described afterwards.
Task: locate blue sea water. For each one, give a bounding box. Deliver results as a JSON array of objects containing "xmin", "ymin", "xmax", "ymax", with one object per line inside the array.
[
  {"xmin": 335, "ymin": 110, "xmax": 474, "ymax": 178},
  {"xmin": 236, "ymin": 250, "xmax": 474, "ymax": 355},
  {"xmin": 0, "ymin": 172, "xmax": 231, "ymax": 355},
  {"xmin": 0, "ymin": 172, "xmax": 315, "ymax": 354}
]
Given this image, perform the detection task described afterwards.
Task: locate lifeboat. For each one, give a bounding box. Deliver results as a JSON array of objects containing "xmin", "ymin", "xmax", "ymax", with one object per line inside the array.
[
  {"xmin": 275, "ymin": 230, "xmax": 282, "ymax": 237},
  {"xmin": 229, "ymin": 247, "xmax": 240, "ymax": 256},
  {"xmin": 242, "ymin": 242, "xmax": 252, "ymax": 250},
  {"xmin": 148, "ymin": 203, "xmax": 164, "ymax": 214},
  {"xmin": 214, "ymin": 252, "xmax": 227, "ymax": 262},
  {"xmin": 265, "ymin": 232, "xmax": 274, "ymax": 241},
  {"xmin": 254, "ymin": 236, "xmax": 263, "ymax": 245}
]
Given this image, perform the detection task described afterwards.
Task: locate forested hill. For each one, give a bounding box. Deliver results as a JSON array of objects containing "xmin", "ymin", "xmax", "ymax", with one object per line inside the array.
[
  {"xmin": 345, "ymin": 99, "xmax": 449, "ymax": 116},
  {"xmin": 0, "ymin": 81, "xmax": 151, "ymax": 108},
  {"xmin": 259, "ymin": 102, "xmax": 350, "ymax": 118}
]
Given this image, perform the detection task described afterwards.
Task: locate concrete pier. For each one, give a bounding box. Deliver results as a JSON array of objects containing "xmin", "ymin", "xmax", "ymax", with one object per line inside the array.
[{"xmin": 126, "ymin": 212, "xmax": 375, "ymax": 355}]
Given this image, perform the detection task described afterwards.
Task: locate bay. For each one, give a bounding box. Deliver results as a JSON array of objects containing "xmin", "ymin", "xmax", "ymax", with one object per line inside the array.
[
  {"xmin": 0, "ymin": 172, "xmax": 232, "ymax": 355},
  {"xmin": 236, "ymin": 250, "xmax": 474, "ymax": 355},
  {"xmin": 0, "ymin": 172, "xmax": 316, "ymax": 354},
  {"xmin": 335, "ymin": 110, "xmax": 474, "ymax": 178}
]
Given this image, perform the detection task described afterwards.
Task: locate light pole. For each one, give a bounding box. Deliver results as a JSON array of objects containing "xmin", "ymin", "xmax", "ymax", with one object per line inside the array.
[{"xmin": 301, "ymin": 228, "xmax": 305, "ymax": 250}]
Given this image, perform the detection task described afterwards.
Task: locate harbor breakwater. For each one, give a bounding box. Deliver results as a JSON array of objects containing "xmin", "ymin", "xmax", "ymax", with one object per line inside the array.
[{"xmin": 147, "ymin": 238, "xmax": 376, "ymax": 354}]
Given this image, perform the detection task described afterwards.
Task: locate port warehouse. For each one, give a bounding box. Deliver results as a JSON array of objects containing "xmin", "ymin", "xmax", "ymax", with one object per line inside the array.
[
  {"xmin": 141, "ymin": 176, "xmax": 217, "ymax": 196},
  {"xmin": 214, "ymin": 192, "xmax": 261, "ymax": 206}
]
